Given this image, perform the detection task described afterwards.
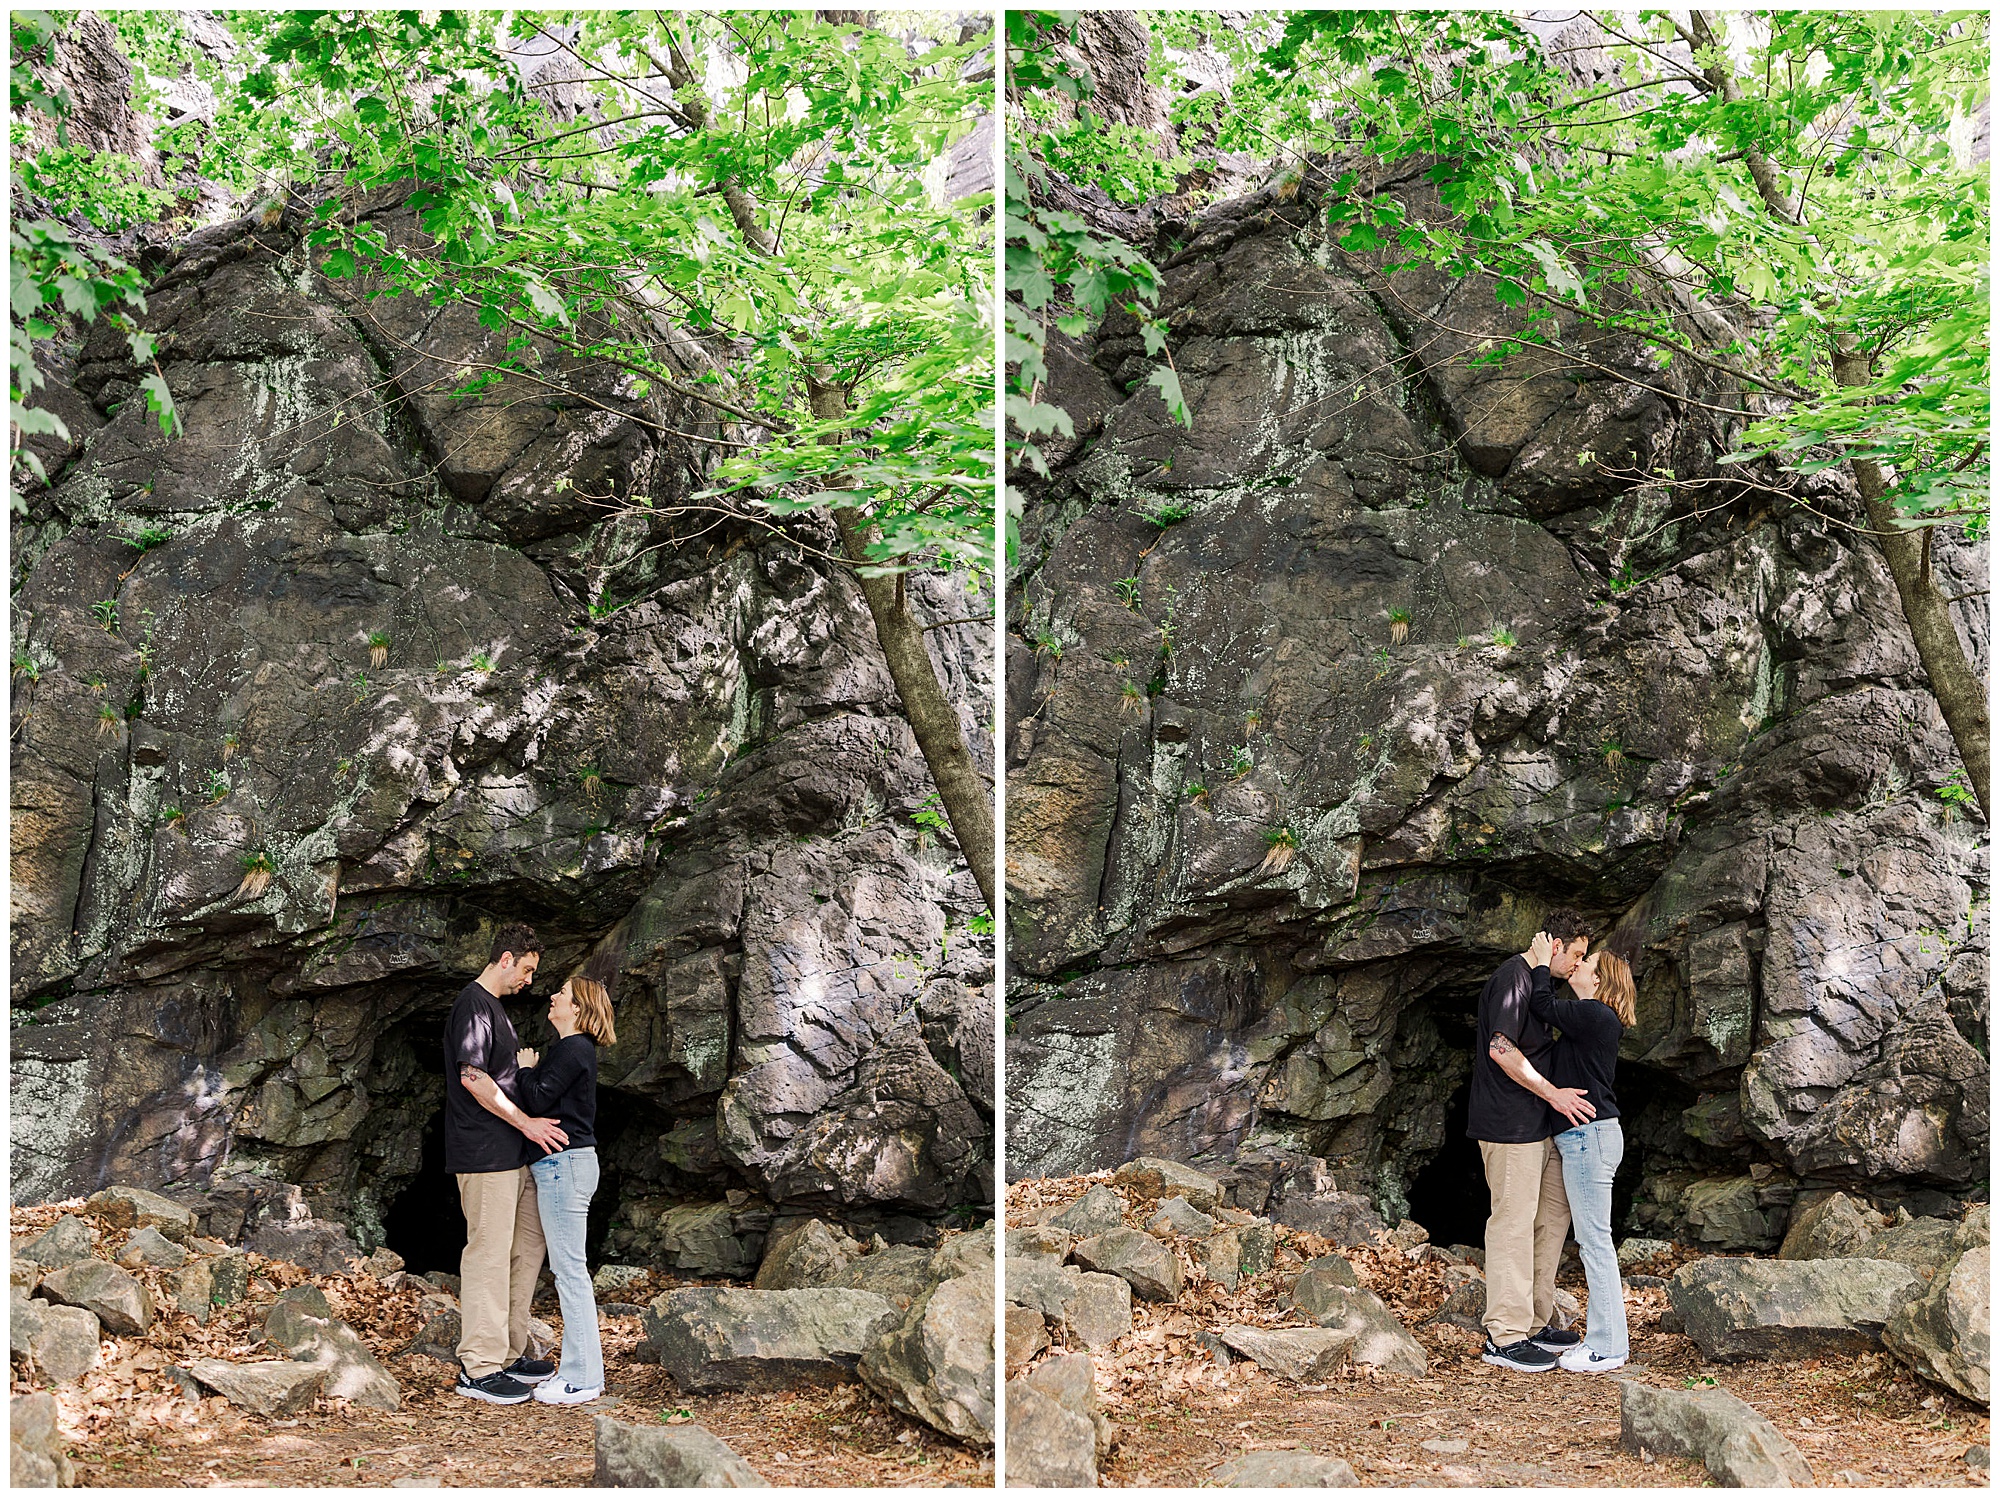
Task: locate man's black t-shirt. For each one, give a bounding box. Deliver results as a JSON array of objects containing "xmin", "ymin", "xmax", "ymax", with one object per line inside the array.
[
  {"xmin": 1529, "ymin": 969, "xmax": 1623, "ymax": 1128},
  {"xmin": 443, "ymin": 981, "xmax": 530, "ymax": 1174},
  {"xmin": 1467, "ymin": 954, "xmax": 1558, "ymax": 1143},
  {"xmin": 514, "ymin": 1034, "xmax": 598, "ymax": 1153}
]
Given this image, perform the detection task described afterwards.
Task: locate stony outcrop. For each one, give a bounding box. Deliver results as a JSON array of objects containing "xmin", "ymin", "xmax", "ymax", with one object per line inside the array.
[
  {"xmin": 1883, "ymin": 1218, "xmax": 1990, "ymax": 1405},
  {"xmin": 11, "ymin": 1392, "xmax": 77, "ymax": 1488},
  {"xmin": 1618, "ymin": 1379, "xmax": 1813, "ymax": 1486},
  {"xmin": 1669, "ymin": 1256, "xmax": 1920, "ymax": 1360},
  {"xmin": 1007, "ymin": 57, "xmax": 1986, "ymax": 1240},
  {"xmin": 592, "ymin": 1419, "xmax": 767, "ymax": 1488},
  {"xmin": 641, "ymin": 1286, "xmax": 902, "ymax": 1392},
  {"xmin": 857, "ymin": 1272, "xmax": 996, "ymax": 1447},
  {"xmin": 11, "ymin": 18, "xmax": 991, "ymax": 1254}
]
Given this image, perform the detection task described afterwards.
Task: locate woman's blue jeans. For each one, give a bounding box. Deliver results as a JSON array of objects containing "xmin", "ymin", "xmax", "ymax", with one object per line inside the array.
[
  {"xmin": 1553, "ymin": 1118, "xmax": 1629, "ymax": 1358},
  {"xmin": 529, "ymin": 1146, "xmax": 603, "ymax": 1390}
]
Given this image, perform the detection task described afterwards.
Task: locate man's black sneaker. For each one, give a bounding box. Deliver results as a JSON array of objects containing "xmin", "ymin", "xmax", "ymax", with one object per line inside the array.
[
  {"xmin": 455, "ymin": 1368, "xmax": 534, "ymax": 1404},
  {"xmin": 1481, "ymin": 1337, "xmax": 1559, "ymax": 1372},
  {"xmin": 503, "ymin": 1355, "xmax": 557, "ymax": 1385},
  {"xmin": 1530, "ymin": 1324, "xmax": 1582, "ymax": 1351}
]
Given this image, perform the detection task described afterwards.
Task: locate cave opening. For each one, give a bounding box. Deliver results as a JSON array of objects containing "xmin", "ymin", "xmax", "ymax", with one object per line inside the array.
[{"xmin": 1403, "ymin": 1076, "xmax": 1489, "ymax": 1249}]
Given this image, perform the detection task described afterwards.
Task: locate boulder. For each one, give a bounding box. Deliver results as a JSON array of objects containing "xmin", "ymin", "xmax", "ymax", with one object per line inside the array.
[
  {"xmin": 85, "ymin": 1187, "xmax": 195, "ymax": 1244},
  {"xmin": 826, "ymin": 1244, "xmax": 937, "ymax": 1309},
  {"xmin": 930, "ymin": 1222, "xmax": 997, "ymax": 1283},
  {"xmin": 10, "ymin": 1297, "xmax": 101, "ymax": 1385},
  {"xmin": 207, "ymin": 1253, "xmax": 251, "ymax": 1310},
  {"xmin": 1777, "ymin": 1193, "xmax": 1882, "ymax": 1261},
  {"xmin": 118, "ymin": 1226, "xmax": 188, "ymax": 1270},
  {"xmin": 1146, "ymin": 1198, "xmax": 1217, "ymax": 1238},
  {"xmin": 1290, "ymin": 1280, "xmax": 1427, "ymax": 1376},
  {"xmin": 360, "ymin": 1247, "xmax": 405, "ymax": 1279},
  {"xmin": 1863, "ymin": 1216, "xmax": 1962, "ymax": 1282},
  {"xmin": 10, "ymin": 1392, "xmax": 75, "ymax": 1487},
  {"xmin": 186, "ymin": 1358, "xmax": 328, "ymax": 1415},
  {"xmin": 1060, "ymin": 1272, "xmax": 1133, "ymax": 1349},
  {"xmin": 1007, "ymin": 1227, "xmax": 1075, "ymax": 1261},
  {"xmin": 17, "ymin": 1217, "xmax": 94, "ymax": 1268},
  {"xmin": 1239, "ymin": 1222, "xmax": 1277, "ymax": 1277},
  {"xmin": 1883, "ymin": 1244, "xmax": 1989, "ymax": 1405},
  {"xmin": 261, "ymin": 1294, "xmax": 402, "ymax": 1410},
  {"xmin": 858, "ymin": 1273, "xmax": 995, "ymax": 1447},
  {"xmin": 1682, "ymin": 1177, "xmax": 1781, "ymax": 1251},
  {"xmin": 1216, "ymin": 1326, "xmax": 1355, "ymax": 1381},
  {"xmin": 37, "ymin": 1259, "xmax": 151, "ymax": 1336},
  {"xmin": 1616, "ymin": 1238, "xmax": 1677, "ymax": 1270},
  {"xmin": 1071, "ymin": 1228, "xmax": 1183, "ymax": 1303},
  {"xmin": 1004, "ymin": 1258, "xmax": 1133, "ymax": 1348},
  {"xmin": 1669, "ymin": 1257, "xmax": 1920, "ymax": 1360},
  {"xmin": 642, "ymin": 1287, "xmax": 901, "ymax": 1392},
  {"xmin": 657, "ymin": 1202, "xmax": 762, "ymax": 1279},
  {"xmin": 172, "ymin": 1260, "xmax": 214, "ymax": 1325},
  {"xmin": 1194, "ymin": 1228, "xmax": 1243, "ymax": 1290},
  {"xmin": 1210, "ymin": 1450, "xmax": 1357, "ymax": 1487},
  {"xmin": 1023, "ymin": 1352, "xmax": 1113, "ymax": 1460},
  {"xmin": 1422, "ymin": 1267, "xmax": 1487, "ymax": 1333},
  {"xmin": 1004, "ymin": 1256, "xmax": 1082, "ymax": 1318},
  {"xmin": 1112, "ymin": 1158, "xmax": 1221, "ymax": 1213},
  {"xmin": 1006, "ymin": 1303, "xmax": 1050, "ymax": 1373},
  {"xmin": 1051, "ymin": 1186, "xmax": 1128, "ymax": 1235},
  {"xmin": 1288, "ymin": 1254, "xmax": 1360, "ymax": 1308},
  {"xmin": 247, "ymin": 1220, "xmax": 365, "ymax": 1277},
  {"xmin": 594, "ymin": 1264, "xmax": 652, "ymax": 1298},
  {"xmin": 592, "ymin": 1418, "xmax": 767, "ymax": 1487},
  {"xmin": 406, "ymin": 1309, "xmax": 462, "ymax": 1364},
  {"xmin": 1006, "ymin": 1380, "xmax": 1097, "ymax": 1487},
  {"xmin": 1270, "ymin": 1192, "xmax": 1385, "ymax": 1248},
  {"xmin": 1619, "ymin": 1378, "xmax": 1813, "ymax": 1486}
]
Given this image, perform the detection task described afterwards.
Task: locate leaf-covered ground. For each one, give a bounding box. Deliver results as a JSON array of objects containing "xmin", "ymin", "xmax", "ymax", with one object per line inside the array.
[
  {"xmin": 13, "ymin": 1201, "xmax": 990, "ymax": 1488},
  {"xmin": 1007, "ymin": 1173, "xmax": 1989, "ymax": 1488}
]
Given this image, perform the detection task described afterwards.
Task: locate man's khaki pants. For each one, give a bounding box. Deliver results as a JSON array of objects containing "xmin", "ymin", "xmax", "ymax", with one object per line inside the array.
[
  {"xmin": 1479, "ymin": 1138, "xmax": 1570, "ymax": 1347},
  {"xmin": 456, "ymin": 1167, "xmax": 547, "ymax": 1379}
]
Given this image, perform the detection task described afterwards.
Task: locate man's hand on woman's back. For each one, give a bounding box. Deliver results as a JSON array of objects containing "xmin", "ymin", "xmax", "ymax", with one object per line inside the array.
[{"xmin": 521, "ymin": 1116, "xmax": 568, "ymax": 1155}]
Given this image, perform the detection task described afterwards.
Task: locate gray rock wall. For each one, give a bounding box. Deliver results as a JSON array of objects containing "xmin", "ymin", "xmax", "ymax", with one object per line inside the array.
[
  {"xmin": 1005, "ymin": 162, "xmax": 1987, "ymax": 1241},
  {"xmin": 11, "ymin": 200, "xmax": 992, "ymax": 1239}
]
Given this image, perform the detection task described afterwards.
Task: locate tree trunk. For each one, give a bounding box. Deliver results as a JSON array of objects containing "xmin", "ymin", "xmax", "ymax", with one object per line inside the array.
[
  {"xmin": 1832, "ymin": 345, "xmax": 1991, "ymax": 820},
  {"xmin": 808, "ymin": 380, "xmax": 996, "ymax": 910}
]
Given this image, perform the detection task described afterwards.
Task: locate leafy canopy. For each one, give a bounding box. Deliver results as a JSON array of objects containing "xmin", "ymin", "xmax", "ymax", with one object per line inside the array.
[
  {"xmin": 15, "ymin": 10, "xmax": 995, "ymax": 576},
  {"xmin": 1010, "ymin": 9, "xmax": 1988, "ymax": 539}
]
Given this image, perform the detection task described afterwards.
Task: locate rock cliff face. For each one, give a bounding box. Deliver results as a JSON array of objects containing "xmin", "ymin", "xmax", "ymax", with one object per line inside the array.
[
  {"xmin": 1006, "ymin": 161, "xmax": 1987, "ymax": 1245},
  {"xmin": 11, "ymin": 196, "xmax": 992, "ymax": 1254}
]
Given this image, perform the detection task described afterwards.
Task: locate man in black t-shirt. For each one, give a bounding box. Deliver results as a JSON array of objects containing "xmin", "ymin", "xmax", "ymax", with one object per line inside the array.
[
  {"xmin": 1467, "ymin": 905, "xmax": 1596, "ymax": 1372},
  {"xmin": 443, "ymin": 923, "xmax": 567, "ymax": 1404}
]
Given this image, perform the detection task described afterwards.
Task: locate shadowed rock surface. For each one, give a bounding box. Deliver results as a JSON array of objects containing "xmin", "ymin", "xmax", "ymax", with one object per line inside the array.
[
  {"xmin": 1006, "ymin": 50, "xmax": 1987, "ymax": 1245},
  {"xmin": 12, "ymin": 122, "xmax": 992, "ymax": 1261}
]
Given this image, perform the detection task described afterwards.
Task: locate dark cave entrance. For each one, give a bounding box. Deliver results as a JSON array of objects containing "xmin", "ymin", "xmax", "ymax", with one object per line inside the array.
[{"xmin": 1404, "ymin": 1076, "xmax": 1490, "ymax": 1249}]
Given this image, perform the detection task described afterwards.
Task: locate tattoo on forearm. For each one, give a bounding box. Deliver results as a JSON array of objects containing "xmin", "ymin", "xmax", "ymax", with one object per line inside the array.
[{"xmin": 1488, "ymin": 1033, "xmax": 1515, "ymax": 1057}]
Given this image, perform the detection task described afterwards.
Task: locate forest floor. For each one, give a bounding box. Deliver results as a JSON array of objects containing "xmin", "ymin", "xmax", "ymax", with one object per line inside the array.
[
  {"xmin": 14, "ymin": 1202, "xmax": 990, "ymax": 1489},
  {"xmin": 1008, "ymin": 1174, "xmax": 1989, "ymax": 1489}
]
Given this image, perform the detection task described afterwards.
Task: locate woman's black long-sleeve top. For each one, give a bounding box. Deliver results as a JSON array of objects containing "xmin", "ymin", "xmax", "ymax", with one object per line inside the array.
[
  {"xmin": 513, "ymin": 1033, "xmax": 598, "ymax": 1152},
  {"xmin": 1528, "ymin": 964, "xmax": 1624, "ymax": 1128}
]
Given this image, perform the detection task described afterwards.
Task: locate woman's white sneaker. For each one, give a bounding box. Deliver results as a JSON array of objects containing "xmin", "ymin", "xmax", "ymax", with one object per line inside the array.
[
  {"xmin": 1559, "ymin": 1344, "xmax": 1627, "ymax": 1373},
  {"xmin": 532, "ymin": 1380, "xmax": 604, "ymax": 1405}
]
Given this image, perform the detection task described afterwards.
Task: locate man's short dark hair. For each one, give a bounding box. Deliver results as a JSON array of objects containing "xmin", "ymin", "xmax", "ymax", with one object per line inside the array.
[
  {"xmin": 489, "ymin": 923, "xmax": 544, "ymax": 966},
  {"xmin": 1542, "ymin": 905, "xmax": 1593, "ymax": 943}
]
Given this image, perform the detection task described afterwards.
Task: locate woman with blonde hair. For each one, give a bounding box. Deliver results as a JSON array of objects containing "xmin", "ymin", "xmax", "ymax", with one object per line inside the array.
[
  {"xmin": 503, "ymin": 974, "xmax": 617, "ymax": 1404},
  {"xmin": 1524, "ymin": 932, "xmax": 1635, "ymax": 1373}
]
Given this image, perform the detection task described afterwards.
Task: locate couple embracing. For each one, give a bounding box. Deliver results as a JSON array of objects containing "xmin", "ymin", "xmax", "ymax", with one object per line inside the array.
[
  {"xmin": 1470, "ymin": 906, "xmax": 1636, "ymax": 1375},
  {"xmin": 442, "ymin": 924, "xmax": 617, "ymax": 1406}
]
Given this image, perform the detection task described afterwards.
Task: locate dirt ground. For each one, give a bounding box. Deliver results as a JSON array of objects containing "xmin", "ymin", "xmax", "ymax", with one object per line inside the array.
[
  {"xmin": 14, "ymin": 1202, "xmax": 990, "ymax": 1489},
  {"xmin": 1008, "ymin": 1174, "xmax": 1989, "ymax": 1489}
]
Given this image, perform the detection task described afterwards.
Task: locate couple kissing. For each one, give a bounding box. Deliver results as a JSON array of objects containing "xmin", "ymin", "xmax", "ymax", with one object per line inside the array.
[{"xmin": 1470, "ymin": 906, "xmax": 1636, "ymax": 1375}]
